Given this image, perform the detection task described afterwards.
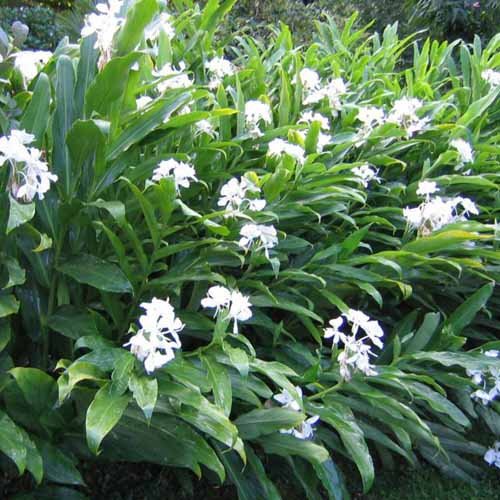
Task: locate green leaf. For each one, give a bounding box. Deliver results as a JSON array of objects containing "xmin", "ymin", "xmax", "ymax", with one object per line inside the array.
[
  {"xmin": 86, "ymin": 382, "xmax": 130, "ymax": 455},
  {"xmin": 203, "ymin": 355, "xmax": 232, "ymax": 416},
  {"xmin": 9, "ymin": 367, "xmax": 57, "ymax": 415},
  {"xmin": 0, "ymin": 320, "xmax": 11, "ymax": 352},
  {"xmin": 7, "ymin": 196, "xmax": 35, "ymax": 234},
  {"xmin": 0, "ymin": 294, "xmax": 20, "ymax": 318},
  {"xmin": 3, "ymin": 257, "xmax": 26, "ymax": 289},
  {"xmin": 128, "ymin": 373, "xmax": 158, "ymax": 421},
  {"xmin": 235, "ymin": 408, "xmax": 305, "ymax": 440},
  {"xmin": 0, "ymin": 409, "xmax": 27, "ymax": 474},
  {"xmin": 85, "ymin": 52, "xmax": 140, "ymax": 116},
  {"xmin": 307, "ymin": 402, "xmax": 374, "ymax": 492},
  {"xmin": 402, "ymin": 230, "xmax": 490, "ymax": 253},
  {"xmin": 47, "ymin": 305, "xmax": 99, "ymax": 340},
  {"xmin": 257, "ymin": 433, "xmax": 330, "ymax": 464},
  {"xmin": 52, "ymin": 55, "xmax": 76, "ymax": 198},
  {"xmin": 103, "ymin": 408, "xmax": 225, "ymax": 482},
  {"xmin": 115, "ymin": 0, "xmax": 159, "ymax": 55},
  {"xmin": 58, "ymin": 254, "xmax": 133, "ymax": 294},
  {"xmin": 37, "ymin": 438, "xmax": 84, "ymax": 486},
  {"xmin": 57, "ymin": 361, "xmax": 106, "ymax": 403},
  {"xmin": 444, "ymin": 283, "xmax": 494, "ymax": 336},
  {"xmin": 74, "ymin": 33, "xmax": 99, "ymax": 119},
  {"xmin": 403, "ymin": 312, "xmax": 441, "ymax": 354},
  {"xmin": 20, "ymin": 73, "xmax": 51, "ymax": 146}
]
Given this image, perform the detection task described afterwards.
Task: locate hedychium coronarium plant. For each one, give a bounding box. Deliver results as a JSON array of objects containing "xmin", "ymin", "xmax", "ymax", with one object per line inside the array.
[{"xmin": 0, "ymin": 0, "xmax": 499, "ymax": 496}]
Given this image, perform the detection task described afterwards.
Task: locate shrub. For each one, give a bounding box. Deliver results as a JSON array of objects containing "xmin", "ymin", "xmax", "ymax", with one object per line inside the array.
[
  {"xmin": 0, "ymin": 5, "xmax": 63, "ymax": 50},
  {"xmin": 0, "ymin": 0, "xmax": 499, "ymax": 497}
]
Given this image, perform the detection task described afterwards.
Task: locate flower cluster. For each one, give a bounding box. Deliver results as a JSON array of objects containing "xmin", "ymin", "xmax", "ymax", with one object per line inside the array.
[
  {"xmin": 153, "ymin": 62, "xmax": 193, "ymax": 93},
  {"xmin": 387, "ymin": 97, "xmax": 430, "ymax": 137},
  {"xmin": 482, "ymin": 69, "xmax": 500, "ymax": 86},
  {"xmin": 268, "ymin": 138, "xmax": 305, "ymax": 165},
  {"xmin": 354, "ymin": 105, "xmax": 385, "ymax": 144},
  {"xmin": 81, "ymin": 0, "xmax": 124, "ymax": 67},
  {"xmin": 205, "ymin": 56, "xmax": 234, "ymax": 89},
  {"xmin": 274, "ymin": 387, "xmax": 320, "ymax": 440},
  {"xmin": 0, "ymin": 129, "xmax": 58, "ymax": 202},
  {"xmin": 217, "ymin": 177, "xmax": 266, "ymax": 216},
  {"xmin": 467, "ymin": 350, "xmax": 500, "ymax": 405},
  {"xmin": 202, "ymin": 286, "xmax": 252, "ymax": 334},
  {"xmin": 145, "ymin": 12, "xmax": 175, "ymax": 41},
  {"xmin": 14, "ymin": 51, "xmax": 52, "ymax": 84},
  {"xmin": 352, "ymin": 164, "xmax": 380, "ymax": 188},
  {"xmin": 298, "ymin": 68, "xmax": 347, "ymax": 113},
  {"xmin": 125, "ymin": 298, "xmax": 184, "ymax": 373},
  {"xmin": 152, "ymin": 159, "xmax": 198, "ymax": 193},
  {"xmin": 324, "ymin": 309, "xmax": 384, "ymax": 381},
  {"xmin": 244, "ymin": 100, "xmax": 272, "ymax": 138},
  {"xmin": 403, "ymin": 181, "xmax": 479, "ymax": 235},
  {"xmin": 484, "ymin": 442, "xmax": 500, "ymax": 469},
  {"xmin": 238, "ymin": 223, "xmax": 278, "ymax": 259},
  {"xmin": 450, "ymin": 138, "xmax": 474, "ymax": 167}
]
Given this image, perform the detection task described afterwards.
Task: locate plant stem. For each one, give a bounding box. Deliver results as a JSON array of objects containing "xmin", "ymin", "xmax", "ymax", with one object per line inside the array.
[{"xmin": 308, "ymin": 381, "xmax": 343, "ymax": 401}]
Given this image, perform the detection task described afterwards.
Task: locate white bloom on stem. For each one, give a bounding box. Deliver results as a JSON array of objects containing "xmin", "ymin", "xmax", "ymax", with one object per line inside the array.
[
  {"xmin": 205, "ymin": 56, "xmax": 234, "ymax": 89},
  {"xmin": 238, "ymin": 223, "xmax": 278, "ymax": 258},
  {"xmin": 81, "ymin": 0, "xmax": 124, "ymax": 67},
  {"xmin": 124, "ymin": 297, "xmax": 184, "ymax": 373},
  {"xmin": 195, "ymin": 119, "xmax": 216, "ymax": 138},
  {"xmin": 14, "ymin": 50, "xmax": 52, "ymax": 83},
  {"xmin": 324, "ymin": 316, "xmax": 346, "ymax": 345},
  {"xmin": 154, "ymin": 62, "xmax": 192, "ymax": 92},
  {"xmin": 403, "ymin": 206, "xmax": 423, "ymax": 229},
  {"xmin": 201, "ymin": 286, "xmax": 252, "ymax": 334},
  {"xmin": 244, "ymin": 100, "xmax": 272, "ymax": 138},
  {"xmin": 217, "ymin": 177, "xmax": 265, "ymax": 215},
  {"xmin": 0, "ymin": 129, "xmax": 57, "ymax": 202},
  {"xmin": 145, "ymin": 12, "xmax": 175, "ymax": 41},
  {"xmin": 299, "ymin": 111, "xmax": 329, "ymax": 130},
  {"xmin": 481, "ymin": 69, "xmax": 500, "ymax": 86},
  {"xmin": 352, "ymin": 164, "xmax": 380, "ymax": 188},
  {"xmin": 152, "ymin": 159, "xmax": 197, "ymax": 192},
  {"xmin": 357, "ymin": 106, "xmax": 385, "ymax": 128},
  {"xmin": 485, "ymin": 350, "xmax": 500, "ymax": 358},
  {"xmin": 297, "ymin": 68, "xmax": 321, "ymax": 92},
  {"xmin": 274, "ymin": 386, "xmax": 303, "ymax": 412},
  {"xmin": 450, "ymin": 138, "xmax": 474, "ymax": 164},
  {"xmin": 416, "ymin": 180, "xmax": 439, "ymax": 198},
  {"xmin": 484, "ymin": 442, "xmax": 500, "ymax": 468},
  {"xmin": 136, "ymin": 96, "xmax": 153, "ymax": 110},
  {"xmin": 201, "ymin": 286, "xmax": 232, "ymax": 316},
  {"xmin": 281, "ymin": 415, "xmax": 320, "ymax": 440},
  {"xmin": 387, "ymin": 97, "xmax": 429, "ymax": 137},
  {"xmin": 316, "ymin": 132, "xmax": 332, "ymax": 153},
  {"xmin": 268, "ymin": 138, "xmax": 305, "ymax": 165}
]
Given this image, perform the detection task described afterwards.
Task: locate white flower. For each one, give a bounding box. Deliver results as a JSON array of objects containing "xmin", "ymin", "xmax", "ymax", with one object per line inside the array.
[
  {"xmin": 387, "ymin": 97, "xmax": 429, "ymax": 137},
  {"xmin": 152, "ymin": 159, "xmax": 197, "ymax": 192},
  {"xmin": 14, "ymin": 51, "xmax": 52, "ymax": 83},
  {"xmin": 416, "ymin": 180, "xmax": 439, "ymax": 198},
  {"xmin": 136, "ymin": 96, "xmax": 153, "ymax": 110},
  {"xmin": 299, "ymin": 111, "xmax": 329, "ymax": 130},
  {"xmin": 267, "ymin": 138, "xmax": 305, "ymax": 165},
  {"xmin": 238, "ymin": 223, "xmax": 278, "ymax": 258},
  {"xmin": 125, "ymin": 297, "xmax": 184, "ymax": 373},
  {"xmin": 482, "ymin": 69, "xmax": 500, "ymax": 86},
  {"xmin": 450, "ymin": 139, "xmax": 474, "ymax": 164},
  {"xmin": 324, "ymin": 78, "xmax": 348, "ymax": 111},
  {"xmin": 244, "ymin": 100, "xmax": 272, "ymax": 138},
  {"xmin": 195, "ymin": 119, "xmax": 216, "ymax": 138},
  {"xmin": 456, "ymin": 197, "xmax": 479, "ymax": 216},
  {"xmin": 282, "ymin": 415, "xmax": 320, "ymax": 440},
  {"xmin": 485, "ymin": 350, "xmax": 500, "ymax": 358},
  {"xmin": 324, "ymin": 317, "xmax": 346, "ymax": 345},
  {"xmin": 201, "ymin": 286, "xmax": 232, "ymax": 316},
  {"xmin": 205, "ymin": 56, "xmax": 234, "ymax": 89},
  {"xmin": 352, "ymin": 164, "xmax": 380, "ymax": 188},
  {"xmin": 81, "ymin": 0, "xmax": 124, "ymax": 66},
  {"xmin": 153, "ymin": 62, "xmax": 192, "ymax": 93},
  {"xmin": 217, "ymin": 177, "xmax": 265, "ymax": 215},
  {"xmin": 316, "ymin": 132, "xmax": 332, "ymax": 153},
  {"xmin": 274, "ymin": 386, "xmax": 303, "ymax": 412},
  {"xmin": 145, "ymin": 12, "xmax": 175, "ymax": 41},
  {"xmin": 471, "ymin": 389, "xmax": 495, "ymax": 405},
  {"xmin": 201, "ymin": 286, "xmax": 252, "ymax": 334},
  {"xmin": 343, "ymin": 309, "xmax": 370, "ymax": 335},
  {"xmin": 467, "ymin": 368, "xmax": 483, "ymax": 385},
  {"xmin": 298, "ymin": 68, "xmax": 321, "ymax": 92},
  {"xmin": 357, "ymin": 106, "xmax": 385, "ymax": 127},
  {"xmin": 403, "ymin": 206, "xmax": 423, "ymax": 228},
  {"xmin": 0, "ymin": 129, "xmax": 57, "ymax": 202},
  {"xmin": 484, "ymin": 443, "xmax": 500, "ymax": 469}
]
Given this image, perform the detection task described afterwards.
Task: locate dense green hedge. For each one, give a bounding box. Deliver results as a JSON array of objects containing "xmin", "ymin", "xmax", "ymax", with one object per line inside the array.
[{"xmin": 0, "ymin": 5, "xmax": 63, "ymax": 50}]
